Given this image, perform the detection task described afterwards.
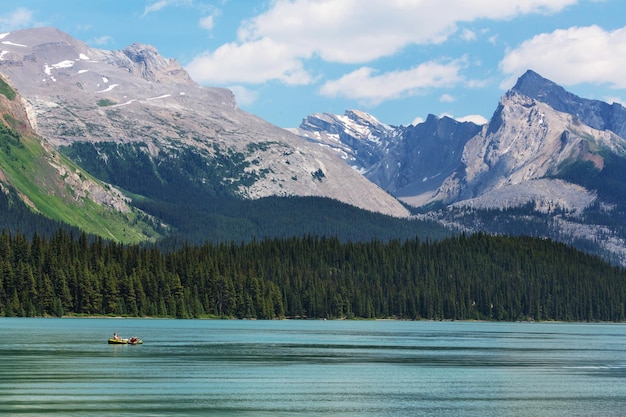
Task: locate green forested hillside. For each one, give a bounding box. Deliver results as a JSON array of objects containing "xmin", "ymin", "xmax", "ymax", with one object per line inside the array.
[
  {"xmin": 150, "ymin": 195, "xmax": 450, "ymax": 247},
  {"xmin": 62, "ymin": 141, "xmax": 451, "ymax": 246},
  {"xmin": 1, "ymin": 228, "xmax": 624, "ymax": 321}
]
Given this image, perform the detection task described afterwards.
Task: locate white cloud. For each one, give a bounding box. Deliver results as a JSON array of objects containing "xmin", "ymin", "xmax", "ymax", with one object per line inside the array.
[
  {"xmin": 186, "ymin": 0, "xmax": 577, "ymax": 86},
  {"xmin": 199, "ymin": 15, "xmax": 214, "ymax": 30},
  {"xmin": 456, "ymin": 114, "xmax": 489, "ymax": 125},
  {"xmin": 605, "ymin": 96, "xmax": 626, "ymax": 107},
  {"xmin": 186, "ymin": 37, "xmax": 313, "ymax": 85},
  {"xmin": 0, "ymin": 7, "xmax": 35, "ymax": 31},
  {"xmin": 229, "ymin": 85, "xmax": 259, "ymax": 107},
  {"xmin": 500, "ymin": 25, "xmax": 626, "ymax": 89},
  {"xmin": 460, "ymin": 29, "xmax": 477, "ymax": 42},
  {"xmin": 90, "ymin": 35, "xmax": 114, "ymax": 46},
  {"xmin": 142, "ymin": 0, "xmax": 192, "ymax": 17},
  {"xmin": 319, "ymin": 59, "xmax": 466, "ymax": 105},
  {"xmin": 410, "ymin": 116, "xmax": 425, "ymax": 126},
  {"xmin": 411, "ymin": 113, "xmax": 488, "ymax": 126},
  {"xmin": 440, "ymin": 93, "xmax": 456, "ymax": 103},
  {"xmin": 143, "ymin": 0, "xmax": 171, "ymax": 15},
  {"xmin": 437, "ymin": 112, "xmax": 488, "ymax": 125},
  {"xmin": 239, "ymin": 0, "xmax": 577, "ymax": 64}
]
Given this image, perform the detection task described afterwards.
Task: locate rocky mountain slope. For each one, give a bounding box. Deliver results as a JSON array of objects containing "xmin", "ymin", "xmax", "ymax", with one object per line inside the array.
[
  {"xmin": 437, "ymin": 71, "xmax": 626, "ymax": 209},
  {"xmin": 288, "ymin": 109, "xmax": 398, "ymax": 173},
  {"xmin": 293, "ymin": 111, "xmax": 483, "ymax": 207},
  {"xmin": 0, "ymin": 27, "xmax": 408, "ymax": 218},
  {"xmin": 294, "ymin": 70, "xmax": 626, "ymax": 264}
]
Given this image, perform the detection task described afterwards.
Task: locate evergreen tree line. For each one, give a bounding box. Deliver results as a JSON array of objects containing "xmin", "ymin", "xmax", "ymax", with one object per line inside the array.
[{"xmin": 1, "ymin": 228, "xmax": 625, "ymax": 321}]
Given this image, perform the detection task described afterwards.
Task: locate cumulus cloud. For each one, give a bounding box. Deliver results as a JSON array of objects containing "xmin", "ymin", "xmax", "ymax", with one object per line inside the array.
[
  {"xmin": 500, "ymin": 25, "xmax": 626, "ymax": 89},
  {"xmin": 186, "ymin": 0, "xmax": 577, "ymax": 87},
  {"xmin": 186, "ymin": 37, "xmax": 314, "ymax": 85},
  {"xmin": 319, "ymin": 59, "xmax": 466, "ymax": 105},
  {"xmin": 238, "ymin": 0, "xmax": 577, "ymax": 64},
  {"xmin": 0, "ymin": 7, "xmax": 36, "ymax": 31},
  {"xmin": 185, "ymin": 0, "xmax": 581, "ymax": 116}
]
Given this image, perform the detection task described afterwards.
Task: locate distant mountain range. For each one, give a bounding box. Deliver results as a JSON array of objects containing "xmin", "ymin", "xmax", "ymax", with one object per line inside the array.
[
  {"xmin": 0, "ymin": 28, "xmax": 625, "ymax": 264},
  {"xmin": 293, "ymin": 70, "xmax": 626, "ymax": 264}
]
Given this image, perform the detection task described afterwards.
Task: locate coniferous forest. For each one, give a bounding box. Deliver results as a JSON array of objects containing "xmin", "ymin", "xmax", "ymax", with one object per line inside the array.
[{"xmin": 1, "ymin": 228, "xmax": 625, "ymax": 322}]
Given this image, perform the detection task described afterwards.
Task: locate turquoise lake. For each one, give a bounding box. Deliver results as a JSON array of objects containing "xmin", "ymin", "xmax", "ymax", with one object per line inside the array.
[{"xmin": 1, "ymin": 318, "xmax": 626, "ymax": 416}]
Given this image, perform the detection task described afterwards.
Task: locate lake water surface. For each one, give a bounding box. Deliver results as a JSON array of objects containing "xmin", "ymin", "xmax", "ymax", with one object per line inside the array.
[{"xmin": 1, "ymin": 318, "xmax": 625, "ymax": 416}]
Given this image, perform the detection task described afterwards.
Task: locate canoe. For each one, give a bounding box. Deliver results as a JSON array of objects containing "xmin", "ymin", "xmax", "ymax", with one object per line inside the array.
[{"xmin": 108, "ymin": 338, "xmax": 142, "ymax": 345}]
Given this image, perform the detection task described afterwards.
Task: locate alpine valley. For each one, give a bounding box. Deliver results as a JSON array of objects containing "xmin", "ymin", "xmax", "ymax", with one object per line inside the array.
[
  {"xmin": 0, "ymin": 27, "xmax": 437, "ymax": 246},
  {"xmin": 0, "ymin": 27, "xmax": 625, "ymax": 266}
]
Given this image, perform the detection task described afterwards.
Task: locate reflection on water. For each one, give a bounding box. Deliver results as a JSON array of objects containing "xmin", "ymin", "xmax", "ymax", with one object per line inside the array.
[{"xmin": 1, "ymin": 319, "xmax": 625, "ymax": 416}]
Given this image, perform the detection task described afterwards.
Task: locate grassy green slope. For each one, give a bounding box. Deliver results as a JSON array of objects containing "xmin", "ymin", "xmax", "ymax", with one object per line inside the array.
[{"xmin": 0, "ymin": 120, "xmax": 162, "ymax": 243}]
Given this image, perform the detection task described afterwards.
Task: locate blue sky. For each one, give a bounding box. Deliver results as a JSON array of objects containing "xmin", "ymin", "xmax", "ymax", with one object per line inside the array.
[{"xmin": 1, "ymin": 0, "xmax": 625, "ymax": 128}]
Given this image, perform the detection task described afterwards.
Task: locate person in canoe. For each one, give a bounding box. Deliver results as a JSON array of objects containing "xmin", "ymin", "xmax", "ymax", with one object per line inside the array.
[{"xmin": 113, "ymin": 332, "xmax": 121, "ymax": 340}]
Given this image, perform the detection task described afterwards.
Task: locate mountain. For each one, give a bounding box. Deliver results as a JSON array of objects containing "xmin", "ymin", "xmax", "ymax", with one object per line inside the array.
[
  {"xmin": 288, "ymin": 109, "xmax": 398, "ymax": 172},
  {"xmin": 512, "ymin": 69, "xmax": 626, "ymax": 138},
  {"xmin": 0, "ymin": 27, "xmax": 408, "ymax": 221},
  {"xmin": 293, "ymin": 70, "xmax": 626, "ymax": 265},
  {"xmin": 437, "ymin": 76, "xmax": 625, "ymax": 207},
  {"xmin": 292, "ymin": 111, "xmax": 483, "ymax": 207},
  {"xmin": 3, "ymin": 27, "xmax": 625, "ymax": 263}
]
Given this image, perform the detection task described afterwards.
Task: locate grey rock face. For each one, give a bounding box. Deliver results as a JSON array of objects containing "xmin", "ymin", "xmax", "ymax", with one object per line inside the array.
[
  {"xmin": 290, "ymin": 109, "xmax": 396, "ymax": 171},
  {"xmin": 292, "ymin": 111, "xmax": 482, "ymax": 207},
  {"xmin": 369, "ymin": 115, "xmax": 481, "ymax": 206},
  {"xmin": 513, "ymin": 69, "xmax": 626, "ymax": 138},
  {"xmin": 440, "ymin": 88, "xmax": 626, "ymax": 208}
]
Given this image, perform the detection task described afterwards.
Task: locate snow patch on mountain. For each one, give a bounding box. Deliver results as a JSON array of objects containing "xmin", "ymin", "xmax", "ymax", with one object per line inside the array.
[
  {"xmin": 146, "ymin": 94, "xmax": 171, "ymax": 101},
  {"xmin": 52, "ymin": 60, "xmax": 74, "ymax": 69},
  {"xmin": 1, "ymin": 41, "xmax": 26, "ymax": 47},
  {"xmin": 95, "ymin": 84, "xmax": 119, "ymax": 93},
  {"xmin": 110, "ymin": 99, "xmax": 136, "ymax": 108}
]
